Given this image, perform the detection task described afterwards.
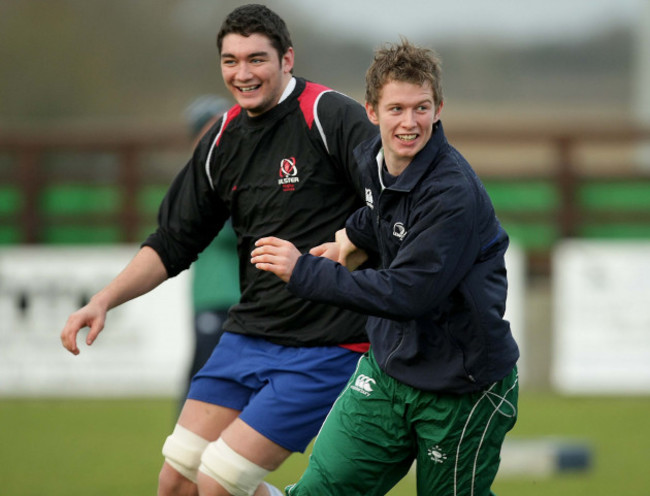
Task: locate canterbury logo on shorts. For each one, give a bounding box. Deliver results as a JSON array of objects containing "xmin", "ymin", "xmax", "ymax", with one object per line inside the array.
[{"xmin": 351, "ymin": 374, "xmax": 376, "ymax": 396}]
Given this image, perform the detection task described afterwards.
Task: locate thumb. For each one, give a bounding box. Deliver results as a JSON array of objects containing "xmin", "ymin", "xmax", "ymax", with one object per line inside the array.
[
  {"xmin": 86, "ymin": 320, "xmax": 105, "ymax": 346},
  {"xmin": 310, "ymin": 244, "xmax": 327, "ymax": 257}
]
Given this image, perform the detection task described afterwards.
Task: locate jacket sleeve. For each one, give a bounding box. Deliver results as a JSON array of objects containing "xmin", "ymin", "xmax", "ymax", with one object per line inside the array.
[
  {"xmin": 142, "ymin": 125, "xmax": 230, "ymax": 277},
  {"xmin": 288, "ymin": 181, "xmax": 481, "ymax": 320},
  {"xmin": 345, "ymin": 206, "xmax": 377, "ymax": 254},
  {"xmin": 315, "ymin": 91, "xmax": 377, "ymax": 198}
]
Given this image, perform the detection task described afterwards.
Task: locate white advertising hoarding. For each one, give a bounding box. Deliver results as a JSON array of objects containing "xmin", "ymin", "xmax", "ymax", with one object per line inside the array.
[
  {"xmin": 0, "ymin": 246, "xmax": 192, "ymax": 397},
  {"xmin": 0, "ymin": 242, "xmax": 526, "ymax": 397},
  {"xmin": 552, "ymin": 240, "xmax": 650, "ymax": 394},
  {"xmin": 504, "ymin": 242, "xmax": 527, "ymax": 384}
]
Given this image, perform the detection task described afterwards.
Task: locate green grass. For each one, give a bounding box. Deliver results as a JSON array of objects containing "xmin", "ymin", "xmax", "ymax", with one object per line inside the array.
[{"xmin": 0, "ymin": 393, "xmax": 648, "ymax": 495}]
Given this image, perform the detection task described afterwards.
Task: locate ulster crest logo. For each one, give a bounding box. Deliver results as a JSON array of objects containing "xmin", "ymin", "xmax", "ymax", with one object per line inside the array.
[{"xmin": 278, "ymin": 157, "xmax": 300, "ymax": 191}]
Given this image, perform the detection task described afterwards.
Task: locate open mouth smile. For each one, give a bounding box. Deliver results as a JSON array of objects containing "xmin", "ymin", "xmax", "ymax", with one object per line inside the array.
[{"xmin": 237, "ymin": 84, "xmax": 261, "ymax": 93}]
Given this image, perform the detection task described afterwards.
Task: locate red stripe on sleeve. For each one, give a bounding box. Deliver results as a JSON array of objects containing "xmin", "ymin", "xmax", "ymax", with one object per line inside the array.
[{"xmin": 297, "ymin": 82, "xmax": 331, "ymax": 129}]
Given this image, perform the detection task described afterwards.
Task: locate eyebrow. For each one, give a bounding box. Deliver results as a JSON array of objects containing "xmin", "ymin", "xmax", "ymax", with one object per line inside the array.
[
  {"xmin": 221, "ymin": 51, "xmax": 270, "ymax": 60},
  {"xmin": 385, "ymin": 99, "xmax": 433, "ymax": 107}
]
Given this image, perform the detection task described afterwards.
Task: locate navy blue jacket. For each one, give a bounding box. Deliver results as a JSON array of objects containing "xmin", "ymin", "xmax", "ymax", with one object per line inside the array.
[{"xmin": 288, "ymin": 122, "xmax": 519, "ymax": 393}]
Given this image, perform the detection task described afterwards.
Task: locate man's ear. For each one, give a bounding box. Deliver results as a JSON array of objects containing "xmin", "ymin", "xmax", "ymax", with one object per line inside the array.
[
  {"xmin": 282, "ymin": 47, "xmax": 295, "ymax": 75},
  {"xmin": 365, "ymin": 102, "xmax": 379, "ymax": 125},
  {"xmin": 434, "ymin": 100, "xmax": 444, "ymax": 122}
]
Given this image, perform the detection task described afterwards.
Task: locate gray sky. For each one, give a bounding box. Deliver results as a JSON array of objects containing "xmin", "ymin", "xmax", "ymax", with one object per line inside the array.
[{"xmin": 280, "ymin": 0, "xmax": 646, "ymax": 44}]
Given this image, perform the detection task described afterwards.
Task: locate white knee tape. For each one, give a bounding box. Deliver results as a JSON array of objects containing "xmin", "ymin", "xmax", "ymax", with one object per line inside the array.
[
  {"xmin": 199, "ymin": 438, "xmax": 270, "ymax": 496},
  {"xmin": 162, "ymin": 424, "xmax": 210, "ymax": 483}
]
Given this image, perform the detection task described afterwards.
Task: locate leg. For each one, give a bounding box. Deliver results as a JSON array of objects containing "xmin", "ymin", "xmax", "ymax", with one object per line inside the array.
[
  {"xmin": 159, "ymin": 399, "xmax": 239, "ymax": 496},
  {"xmin": 287, "ymin": 354, "xmax": 413, "ymax": 496},
  {"xmin": 413, "ymin": 367, "xmax": 519, "ymax": 495},
  {"xmin": 162, "ymin": 332, "xmax": 263, "ymax": 495},
  {"xmin": 164, "ymin": 333, "xmax": 362, "ymax": 496},
  {"xmin": 197, "ymin": 418, "xmax": 291, "ymax": 496}
]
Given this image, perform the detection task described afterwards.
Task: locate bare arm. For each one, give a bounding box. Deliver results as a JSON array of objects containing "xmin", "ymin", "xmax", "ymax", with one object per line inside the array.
[
  {"xmin": 60, "ymin": 246, "xmax": 168, "ymax": 355},
  {"xmin": 310, "ymin": 228, "xmax": 368, "ymax": 270},
  {"xmin": 251, "ymin": 229, "xmax": 368, "ymax": 284}
]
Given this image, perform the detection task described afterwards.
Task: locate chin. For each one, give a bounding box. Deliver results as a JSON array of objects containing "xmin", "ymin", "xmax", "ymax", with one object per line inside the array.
[{"xmin": 237, "ymin": 95, "xmax": 270, "ymax": 112}]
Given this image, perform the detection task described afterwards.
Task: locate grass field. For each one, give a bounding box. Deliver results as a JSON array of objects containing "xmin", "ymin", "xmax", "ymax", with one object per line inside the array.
[{"xmin": 1, "ymin": 392, "xmax": 648, "ymax": 495}]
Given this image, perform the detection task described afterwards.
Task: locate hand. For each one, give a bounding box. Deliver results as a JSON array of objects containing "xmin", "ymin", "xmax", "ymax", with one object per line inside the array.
[
  {"xmin": 60, "ymin": 298, "xmax": 108, "ymax": 355},
  {"xmin": 310, "ymin": 229, "xmax": 368, "ymax": 271},
  {"xmin": 309, "ymin": 241, "xmax": 340, "ymax": 262},
  {"xmin": 251, "ymin": 237, "xmax": 301, "ymax": 282},
  {"xmin": 335, "ymin": 228, "xmax": 368, "ymax": 270}
]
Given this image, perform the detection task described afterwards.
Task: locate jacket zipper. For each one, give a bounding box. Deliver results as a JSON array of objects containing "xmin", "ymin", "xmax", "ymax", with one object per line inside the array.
[{"xmin": 375, "ymin": 188, "xmax": 405, "ymax": 372}]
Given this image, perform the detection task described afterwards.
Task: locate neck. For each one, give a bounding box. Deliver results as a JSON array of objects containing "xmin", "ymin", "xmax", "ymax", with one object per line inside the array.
[{"xmin": 385, "ymin": 158, "xmax": 410, "ymax": 177}]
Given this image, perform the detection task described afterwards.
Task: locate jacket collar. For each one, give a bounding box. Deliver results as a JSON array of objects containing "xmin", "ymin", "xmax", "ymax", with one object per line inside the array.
[
  {"xmin": 241, "ymin": 77, "xmax": 304, "ymax": 127},
  {"xmin": 355, "ymin": 121, "xmax": 448, "ymax": 193}
]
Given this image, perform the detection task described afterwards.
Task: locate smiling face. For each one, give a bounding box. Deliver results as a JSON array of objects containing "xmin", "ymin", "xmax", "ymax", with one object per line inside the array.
[
  {"xmin": 366, "ymin": 79, "xmax": 442, "ymax": 176},
  {"xmin": 220, "ymin": 32, "xmax": 294, "ymax": 117}
]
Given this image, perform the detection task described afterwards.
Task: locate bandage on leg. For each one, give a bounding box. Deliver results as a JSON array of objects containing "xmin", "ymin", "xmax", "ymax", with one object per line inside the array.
[
  {"xmin": 199, "ymin": 438, "xmax": 270, "ymax": 496},
  {"xmin": 162, "ymin": 424, "xmax": 210, "ymax": 483}
]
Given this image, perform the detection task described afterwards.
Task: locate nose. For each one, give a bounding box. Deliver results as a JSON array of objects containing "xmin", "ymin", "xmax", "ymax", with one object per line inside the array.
[
  {"xmin": 402, "ymin": 109, "xmax": 417, "ymax": 128},
  {"xmin": 236, "ymin": 62, "xmax": 252, "ymax": 81}
]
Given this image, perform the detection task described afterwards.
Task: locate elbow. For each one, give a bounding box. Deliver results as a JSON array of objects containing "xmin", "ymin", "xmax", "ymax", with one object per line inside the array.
[{"xmin": 379, "ymin": 296, "xmax": 431, "ymax": 321}]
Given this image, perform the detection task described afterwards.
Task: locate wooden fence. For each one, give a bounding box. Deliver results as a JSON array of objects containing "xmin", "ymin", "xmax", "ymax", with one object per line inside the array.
[{"xmin": 2, "ymin": 123, "xmax": 650, "ymax": 275}]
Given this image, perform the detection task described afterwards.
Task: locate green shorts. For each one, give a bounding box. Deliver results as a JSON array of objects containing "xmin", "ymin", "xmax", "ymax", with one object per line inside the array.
[{"xmin": 286, "ymin": 352, "xmax": 518, "ymax": 496}]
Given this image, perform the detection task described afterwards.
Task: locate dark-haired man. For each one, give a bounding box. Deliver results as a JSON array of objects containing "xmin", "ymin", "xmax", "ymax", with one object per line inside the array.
[{"xmin": 60, "ymin": 4, "xmax": 377, "ymax": 496}]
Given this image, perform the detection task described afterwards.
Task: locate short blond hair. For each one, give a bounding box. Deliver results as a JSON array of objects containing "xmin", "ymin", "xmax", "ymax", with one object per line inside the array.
[{"xmin": 365, "ymin": 38, "xmax": 443, "ymax": 110}]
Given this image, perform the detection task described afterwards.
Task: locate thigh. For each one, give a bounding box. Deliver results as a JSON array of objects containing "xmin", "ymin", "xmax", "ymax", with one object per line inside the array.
[
  {"xmin": 177, "ymin": 398, "xmax": 240, "ymax": 441},
  {"xmin": 413, "ymin": 367, "xmax": 519, "ymax": 496},
  {"xmin": 221, "ymin": 417, "xmax": 292, "ymax": 471},
  {"xmin": 187, "ymin": 332, "xmax": 264, "ymax": 411},
  {"xmin": 188, "ymin": 332, "xmax": 363, "ymax": 454},
  {"xmin": 239, "ymin": 343, "xmax": 362, "ymax": 453},
  {"xmin": 287, "ymin": 354, "xmax": 413, "ymax": 496}
]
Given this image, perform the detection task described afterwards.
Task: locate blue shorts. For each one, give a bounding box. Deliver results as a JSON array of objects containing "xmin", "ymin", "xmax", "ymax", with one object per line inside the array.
[{"xmin": 187, "ymin": 332, "xmax": 362, "ymax": 453}]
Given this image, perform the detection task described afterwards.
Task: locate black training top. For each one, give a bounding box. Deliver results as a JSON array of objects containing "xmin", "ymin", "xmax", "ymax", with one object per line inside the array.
[{"xmin": 144, "ymin": 77, "xmax": 378, "ymax": 347}]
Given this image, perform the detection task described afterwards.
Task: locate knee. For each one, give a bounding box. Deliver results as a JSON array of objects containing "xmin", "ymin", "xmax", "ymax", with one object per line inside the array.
[
  {"xmin": 158, "ymin": 462, "xmax": 198, "ymax": 496},
  {"xmin": 159, "ymin": 423, "xmax": 210, "ymax": 492},
  {"xmin": 198, "ymin": 438, "xmax": 270, "ymax": 496}
]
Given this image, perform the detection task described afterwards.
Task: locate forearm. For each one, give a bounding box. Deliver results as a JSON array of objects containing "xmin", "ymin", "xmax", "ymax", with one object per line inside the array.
[{"xmin": 92, "ymin": 246, "xmax": 169, "ymax": 311}]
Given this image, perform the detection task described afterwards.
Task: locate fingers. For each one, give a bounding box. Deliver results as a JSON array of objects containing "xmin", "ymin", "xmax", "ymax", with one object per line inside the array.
[
  {"xmin": 86, "ymin": 322, "xmax": 104, "ymax": 346},
  {"xmin": 252, "ymin": 238, "xmax": 278, "ymax": 260},
  {"xmin": 60, "ymin": 319, "xmax": 81, "ymax": 356},
  {"xmin": 251, "ymin": 240, "xmax": 282, "ymax": 273},
  {"xmin": 251, "ymin": 237, "xmax": 298, "ymax": 283},
  {"xmin": 60, "ymin": 307, "xmax": 105, "ymax": 355},
  {"xmin": 254, "ymin": 236, "xmax": 284, "ymax": 248},
  {"xmin": 309, "ymin": 244, "xmax": 327, "ymax": 257},
  {"xmin": 251, "ymin": 237, "xmax": 291, "ymax": 262},
  {"xmin": 309, "ymin": 242, "xmax": 340, "ymax": 263},
  {"xmin": 251, "ymin": 253, "xmax": 286, "ymax": 278},
  {"xmin": 250, "ymin": 247, "xmax": 280, "ymax": 266}
]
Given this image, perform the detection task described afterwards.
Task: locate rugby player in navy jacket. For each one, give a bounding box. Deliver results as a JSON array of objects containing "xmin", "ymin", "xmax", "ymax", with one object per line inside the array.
[{"xmin": 252, "ymin": 39, "xmax": 519, "ymax": 495}]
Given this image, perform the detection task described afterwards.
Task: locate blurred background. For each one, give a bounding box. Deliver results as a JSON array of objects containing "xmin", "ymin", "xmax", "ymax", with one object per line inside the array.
[
  {"xmin": 1, "ymin": 1, "xmax": 649, "ymax": 495},
  {"xmin": 0, "ymin": 0, "xmax": 647, "ymax": 125}
]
